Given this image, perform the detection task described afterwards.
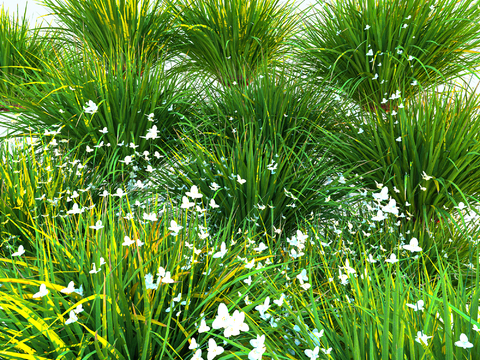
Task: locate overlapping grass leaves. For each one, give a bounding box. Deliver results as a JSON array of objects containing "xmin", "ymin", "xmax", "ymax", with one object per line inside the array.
[
  {"xmin": 326, "ymin": 84, "xmax": 480, "ymax": 242},
  {"xmin": 168, "ymin": 0, "xmax": 301, "ymax": 87},
  {"xmin": 296, "ymin": 0, "xmax": 480, "ymax": 111},
  {"xmin": 157, "ymin": 64, "xmax": 356, "ymax": 235}
]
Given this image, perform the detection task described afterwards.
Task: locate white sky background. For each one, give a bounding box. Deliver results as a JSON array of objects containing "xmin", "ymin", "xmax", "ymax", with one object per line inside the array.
[
  {"xmin": 2, "ymin": 0, "xmax": 317, "ymax": 23},
  {"xmin": 0, "ymin": 0, "xmax": 477, "ymax": 86},
  {"xmin": 0, "ymin": 0, "xmax": 478, "ymax": 118},
  {"xmin": 1, "ymin": 0, "xmax": 54, "ymax": 24}
]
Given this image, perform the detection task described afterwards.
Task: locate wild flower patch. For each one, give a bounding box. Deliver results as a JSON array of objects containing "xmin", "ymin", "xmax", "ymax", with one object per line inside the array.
[{"xmin": 1, "ymin": 0, "xmax": 480, "ymax": 358}]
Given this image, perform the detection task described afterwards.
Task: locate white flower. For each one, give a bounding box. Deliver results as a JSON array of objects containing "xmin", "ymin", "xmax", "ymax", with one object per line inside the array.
[
  {"xmin": 192, "ymin": 349, "xmax": 203, "ymax": 360},
  {"xmin": 198, "ymin": 319, "xmax": 210, "ymax": 333},
  {"xmin": 209, "ymin": 198, "xmax": 219, "ymax": 208},
  {"xmin": 274, "ymin": 294, "xmax": 285, "ymax": 307},
  {"xmin": 358, "ymin": 128, "xmax": 364, "ymax": 134},
  {"xmin": 455, "ymin": 202, "xmax": 467, "ymax": 210},
  {"xmin": 61, "ymin": 281, "xmax": 75, "ymax": 294},
  {"xmin": 364, "ymin": 25, "xmax": 371, "ymax": 30},
  {"xmin": 267, "ymin": 161, "xmax": 277, "ymax": 173},
  {"xmin": 168, "ymin": 220, "xmax": 183, "ymax": 236},
  {"xmin": 321, "ymin": 348, "xmax": 333, "ymax": 355},
  {"xmin": 224, "ymin": 310, "xmax": 249, "ymax": 337},
  {"xmin": 119, "ymin": 156, "xmax": 133, "ymax": 165},
  {"xmin": 245, "ymin": 259, "xmax": 255, "ymax": 269},
  {"xmin": 415, "ymin": 331, "xmax": 432, "ymax": 346},
  {"xmin": 237, "ymin": 175, "xmax": 246, "ymax": 184},
  {"xmin": 89, "ymin": 263, "xmax": 101, "ymax": 274},
  {"xmin": 143, "ymin": 212, "xmax": 158, "ymax": 222},
  {"xmin": 65, "ymin": 310, "xmax": 78, "ymax": 325},
  {"xmin": 73, "ymin": 285, "xmax": 84, "ymax": 297},
  {"xmin": 385, "ymin": 253, "xmax": 398, "ymax": 263},
  {"xmin": 403, "ymin": 238, "xmax": 422, "ymax": 252},
  {"xmin": 406, "ymin": 299, "xmax": 424, "ymax": 312},
  {"xmin": 122, "ymin": 236, "xmax": 135, "ymax": 246},
  {"xmin": 83, "ymin": 100, "xmax": 98, "ymax": 114},
  {"xmin": 411, "ymin": 79, "xmax": 418, "ymax": 86},
  {"xmin": 300, "ymin": 282, "xmax": 311, "ymax": 290},
  {"xmin": 161, "ymin": 272, "xmax": 174, "ymax": 283},
  {"xmin": 373, "ymin": 187, "xmax": 389, "ymax": 201},
  {"xmin": 157, "ymin": 267, "xmax": 174, "ymax": 284},
  {"xmin": 33, "ymin": 284, "xmax": 49, "ymax": 298},
  {"xmin": 186, "ymin": 185, "xmax": 203, "ymax": 199},
  {"xmin": 296, "ymin": 269, "xmax": 309, "ymax": 283},
  {"xmin": 99, "ymin": 127, "xmax": 108, "ymax": 134},
  {"xmin": 90, "ymin": 220, "xmax": 104, "ymax": 230},
  {"xmin": 145, "ymin": 273, "xmax": 158, "ymax": 290},
  {"xmin": 181, "ymin": 196, "xmax": 195, "ymax": 209},
  {"xmin": 12, "ymin": 245, "xmax": 25, "ymax": 257},
  {"xmin": 210, "ymin": 182, "xmax": 220, "ymax": 191},
  {"xmin": 207, "ymin": 338, "xmax": 224, "ymax": 360},
  {"xmin": 212, "ymin": 303, "xmax": 231, "ymax": 329},
  {"xmin": 310, "ymin": 329, "xmax": 324, "ymax": 346},
  {"xmin": 455, "ymin": 333, "xmax": 473, "ymax": 349},
  {"xmin": 305, "ymin": 346, "xmax": 320, "ymax": 360},
  {"xmin": 296, "ymin": 230, "xmax": 308, "ymax": 242},
  {"xmin": 253, "ymin": 242, "xmax": 268, "ymax": 252},
  {"xmin": 143, "ymin": 125, "xmax": 158, "ymax": 140},
  {"xmin": 382, "ymin": 198, "xmax": 398, "ymax": 215},
  {"xmin": 340, "ymin": 260, "xmax": 355, "ymax": 276},
  {"xmin": 255, "ymin": 297, "xmax": 271, "ymax": 318},
  {"xmin": 67, "ymin": 203, "xmax": 83, "ymax": 215},
  {"xmin": 189, "ymin": 337, "xmax": 199, "ymax": 350},
  {"xmin": 250, "ymin": 334, "xmax": 266, "ymax": 348},
  {"xmin": 421, "ymin": 171, "xmax": 433, "ymax": 180},
  {"xmin": 366, "ymin": 49, "xmax": 374, "ymax": 56},
  {"xmin": 371, "ymin": 210, "xmax": 386, "ymax": 221},
  {"xmin": 249, "ymin": 335, "xmax": 266, "ymax": 360},
  {"xmin": 213, "ymin": 242, "xmax": 227, "ymax": 258},
  {"xmin": 114, "ymin": 188, "xmax": 126, "ymax": 197}
]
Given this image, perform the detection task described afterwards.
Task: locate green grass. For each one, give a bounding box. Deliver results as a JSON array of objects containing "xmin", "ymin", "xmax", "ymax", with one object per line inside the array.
[
  {"xmin": 0, "ymin": 4, "xmax": 56, "ymax": 105},
  {"xmin": 1, "ymin": 0, "xmax": 480, "ymax": 359},
  {"xmin": 295, "ymin": 0, "xmax": 480, "ymax": 112}
]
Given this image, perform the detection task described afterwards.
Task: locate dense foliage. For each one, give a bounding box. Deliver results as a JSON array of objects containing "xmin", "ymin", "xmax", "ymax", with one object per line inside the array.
[{"xmin": 1, "ymin": 0, "xmax": 480, "ymax": 359}]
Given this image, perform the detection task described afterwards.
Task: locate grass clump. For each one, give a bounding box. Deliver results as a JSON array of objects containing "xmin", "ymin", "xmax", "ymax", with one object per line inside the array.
[{"xmin": 1, "ymin": 1, "xmax": 480, "ymax": 359}]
